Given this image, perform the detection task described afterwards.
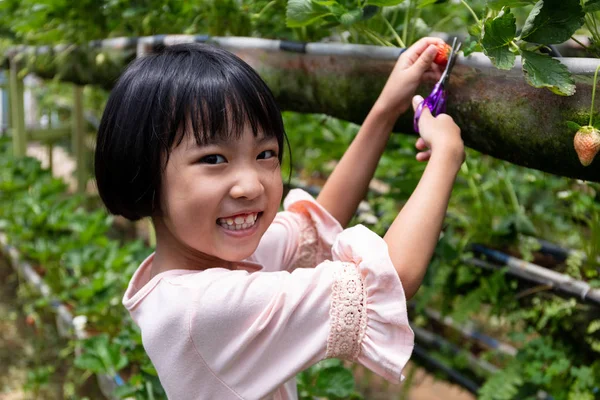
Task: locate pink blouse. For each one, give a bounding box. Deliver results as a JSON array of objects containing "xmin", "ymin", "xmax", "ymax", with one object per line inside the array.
[{"xmin": 122, "ymin": 189, "xmax": 414, "ymax": 399}]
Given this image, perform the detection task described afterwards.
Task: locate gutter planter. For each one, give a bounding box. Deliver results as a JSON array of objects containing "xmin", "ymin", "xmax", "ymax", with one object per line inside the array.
[{"xmin": 3, "ymin": 35, "xmax": 600, "ymax": 183}]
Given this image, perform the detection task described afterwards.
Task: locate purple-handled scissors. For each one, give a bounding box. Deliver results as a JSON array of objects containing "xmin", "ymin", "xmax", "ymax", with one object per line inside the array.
[{"xmin": 413, "ymin": 37, "xmax": 462, "ymax": 133}]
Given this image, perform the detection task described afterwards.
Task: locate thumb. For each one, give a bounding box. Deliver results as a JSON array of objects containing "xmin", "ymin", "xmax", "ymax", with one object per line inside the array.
[
  {"xmin": 412, "ymin": 45, "xmax": 437, "ymax": 73},
  {"xmin": 413, "ymin": 95, "xmax": 431, "ymax": 117}
]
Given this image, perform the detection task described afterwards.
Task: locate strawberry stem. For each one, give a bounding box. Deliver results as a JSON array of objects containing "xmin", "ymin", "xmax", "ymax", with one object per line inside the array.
[
  {"xmin": 460, "ymin": 0, "xmax": 480, "ymax": 25},
  {"xmin": 589, "ymin": 64, "xmax": 600, "ymax": 126}
]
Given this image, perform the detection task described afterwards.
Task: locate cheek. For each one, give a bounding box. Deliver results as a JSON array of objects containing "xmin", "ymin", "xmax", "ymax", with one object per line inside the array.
[
  {"xmin": 161, "ymin": 172, "xmax": 217, "ymax": 234},
  {"xmin": 265, "ymin": 168, "xmax": 284, "ymax": 216}
]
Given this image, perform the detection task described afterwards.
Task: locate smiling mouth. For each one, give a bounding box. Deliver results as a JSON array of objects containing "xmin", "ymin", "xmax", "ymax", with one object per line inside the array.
[{"xmin": 217, "ymin": 212, "xmax": 262, "ymax": 231}]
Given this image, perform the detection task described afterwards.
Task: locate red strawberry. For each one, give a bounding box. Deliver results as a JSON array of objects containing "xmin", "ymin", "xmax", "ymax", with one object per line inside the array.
[
  {"xmin": 574, "ymin": 126, "xmax": 600, "ymax": 166},
  {"xmin": 433, "ymin": 43, "xmax": 452, "ymax": 66}
]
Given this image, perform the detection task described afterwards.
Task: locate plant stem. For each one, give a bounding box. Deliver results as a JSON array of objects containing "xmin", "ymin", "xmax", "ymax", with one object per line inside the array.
[
  {"xmin": 363, "ymin": 28, "xmax": 393, "ymax": 47},
  {"xmin": 380, "ymin": 14, "xmax": 405, "ymax": 47},
  {"xmin": 255, "ymin": 0, "xmax": 276, "ymax": 20},
  {"xmin": 408, "ymin": 8, "xmax": 421, "ymax": 46},
  {"xmin": 589, "ymin": 64, "xmax": 600, "ymax": 126},
  {"xmin": 570, "ymin": 36, "xmax": 589, "ymax": 51},
  {"xmin": 501, "ymin": 166, "xmax": 521, "ymax": 214},
  {"xmin": 432, "ymin": 11, "xmax": 457, "ymax": 32},
  {"xmin": 402, "ymin": 0, "xmax": 411, "ymax": 46},
  {"xmin": 460, "ymin": 0, "xmax": 480, "ymax": 24}
]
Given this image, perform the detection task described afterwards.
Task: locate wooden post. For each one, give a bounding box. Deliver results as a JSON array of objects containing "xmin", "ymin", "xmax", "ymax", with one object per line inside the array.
[
  {"xmin": 72, "ymin": 85, "xmax": 86, "ymax": 192},
  {"xmin": 47, "ymin": 108, "xmax": 53, "ymax": 173},
  {"xmin": 9, "ymin": 60, "xmax": 26, "ymax": 157}
]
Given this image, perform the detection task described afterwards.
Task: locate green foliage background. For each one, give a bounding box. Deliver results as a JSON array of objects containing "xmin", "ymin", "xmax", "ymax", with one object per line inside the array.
[{"xmin": 1, "ymin": 1, "xmax": 600, "ymax": 399}]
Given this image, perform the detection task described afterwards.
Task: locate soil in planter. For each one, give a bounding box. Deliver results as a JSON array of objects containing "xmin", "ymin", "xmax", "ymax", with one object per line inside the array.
[{"xmin": 0, "ymin": 254, "xmax": 104, "ymax": 400}]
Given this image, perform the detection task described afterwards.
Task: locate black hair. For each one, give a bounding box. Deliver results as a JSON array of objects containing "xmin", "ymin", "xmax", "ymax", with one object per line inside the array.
[{"xmin": 94, "ymin": 43, "xmax": 289, "ymax": 221}]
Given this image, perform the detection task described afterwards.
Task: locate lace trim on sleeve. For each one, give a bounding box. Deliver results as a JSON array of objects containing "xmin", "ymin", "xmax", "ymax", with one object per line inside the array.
[
  {"xmin": 326, "ymin": 262, "xmax": 367, "ymax": 361},
  {"xmin": 290, "ymin": 213, "xmax": 331, "ymax": 270}
]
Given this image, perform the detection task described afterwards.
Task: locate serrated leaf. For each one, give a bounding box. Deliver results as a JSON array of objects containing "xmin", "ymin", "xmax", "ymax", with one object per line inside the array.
[
  {"xmin": 286, "ymin": 0, "xmax": 332, "ymax": 28},
  {"xmin": 487, "ymin": 0, "xmax": 533, "ymax": 10},
  {"xmin": 463, "ymin": 39, "xmax": 483, "ymax": 56},
  {"xmin": 521, "ymin": 49, "xmax": 576, "ymax": 96},
  {"xmin": 584, "ymin": 0, "xmax": 600, "ymax": 11},
  {"xmin": 520, "ymin": 0, "xmax": 584, "ymax": 44},
  {"xmin": 74, "ymin": 354, "xmax": 105, "ymax": 373},
  {"xmin": 314, "ymin": 366, "xmax": 355, "ymax": 398},
  {"xmin": 482, "ymin": 9, "xmax": 517, "ymax": 70},
  {"xmin": 339, "ymin": 9, "xmax": 362, "ymax": 25}
]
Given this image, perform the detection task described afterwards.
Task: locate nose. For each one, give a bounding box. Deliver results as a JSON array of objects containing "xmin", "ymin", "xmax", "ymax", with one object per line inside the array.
[{"xmin": 229, "ymin": 167, "xmax": 264, "ymax": 200}]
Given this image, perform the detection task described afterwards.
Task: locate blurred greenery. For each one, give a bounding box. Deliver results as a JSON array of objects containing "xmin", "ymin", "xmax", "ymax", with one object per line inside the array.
[{"xmin": 2, "ymin": 1, "xmax": 600, "ymax": 399}]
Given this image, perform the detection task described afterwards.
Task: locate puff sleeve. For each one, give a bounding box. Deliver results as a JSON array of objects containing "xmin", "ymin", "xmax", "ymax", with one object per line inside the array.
[
  {"xmin": 249, "ymin": 189, "xmax": 343, "ymax": 272},
  {"xmin": 187, "ymin": 225, "xmax": 414, "ymax": 398}
]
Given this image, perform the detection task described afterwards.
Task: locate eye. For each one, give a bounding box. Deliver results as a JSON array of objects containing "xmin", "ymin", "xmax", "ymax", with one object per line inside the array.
[
  {"xmin": 199, "ymin": 154, "xmax": 227, "ymax": 164},
  {"xmin": 257, "ymin": 150, "xmax": 278, "ymax": 160}
]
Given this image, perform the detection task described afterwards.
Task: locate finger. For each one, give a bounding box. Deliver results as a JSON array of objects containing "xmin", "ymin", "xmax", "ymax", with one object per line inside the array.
[
  {"xmin": 423, "ymin": 71, "xmax": 441, "ymax": 82},
  {"xmin": 401, "ymin": 37, "xmax": 445, "ymax": 62},
  {"xmin": 416, "ymin": 150, "xmax": 432, "ymax": 162},
  {"xmin": 411, "ymin": 45, "xmax": 438, "ymax": 73},
  {"xmin": 412, "ymin": 95, "xmax": 424, "ymax": 111},
  {"xmin": 415, "ymin": 137, "xmax": 428, "ymax": 151},
  {"xmin": 413, "ymin": 95, "xmax": 432, "ymax": 121}
]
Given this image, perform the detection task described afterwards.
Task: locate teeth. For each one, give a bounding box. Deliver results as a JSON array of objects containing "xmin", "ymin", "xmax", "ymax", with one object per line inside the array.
[{"xmin": 218, "ymin": 213, "xmax": 259, "ymax": 231}]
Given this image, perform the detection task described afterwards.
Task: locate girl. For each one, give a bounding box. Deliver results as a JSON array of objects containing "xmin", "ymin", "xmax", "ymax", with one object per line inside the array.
[{"xmin": 94, "ymin": 38, "xmax": 464, "ymax": 399}]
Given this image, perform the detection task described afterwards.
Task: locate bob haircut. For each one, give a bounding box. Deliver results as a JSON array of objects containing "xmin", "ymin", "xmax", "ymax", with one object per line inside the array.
[{"xmin": 94, "ymin": 43, "xmax": 288, "ymax": 221}]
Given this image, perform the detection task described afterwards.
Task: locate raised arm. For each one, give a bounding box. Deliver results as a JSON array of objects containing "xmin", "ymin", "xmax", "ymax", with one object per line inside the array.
[
  {"xmin": 316, "ymin": 37, "xmax": 445, "ymax": 227},
  {"xmin": 384, "ymin": 96, "xmax": 464, "ymax": 299}
]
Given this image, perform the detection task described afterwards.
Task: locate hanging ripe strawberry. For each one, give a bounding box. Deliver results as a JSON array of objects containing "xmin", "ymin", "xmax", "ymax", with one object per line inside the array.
[
  {"xmin": 574, "ymin": 126, "xmax": 600, "ymax": 166},
  {"xmin": 568, "ymin": 65, "xmax": 600, "ymax": 167}
]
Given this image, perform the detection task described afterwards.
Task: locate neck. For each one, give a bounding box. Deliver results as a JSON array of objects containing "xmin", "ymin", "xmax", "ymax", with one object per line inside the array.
[{"xmin": 150, "ymin": 217, "xmax": 233, "ymax": 277}]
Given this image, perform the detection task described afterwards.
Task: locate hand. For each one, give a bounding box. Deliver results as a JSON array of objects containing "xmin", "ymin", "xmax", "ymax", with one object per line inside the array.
[
  {"xmin": 375, "ymin": 37, "xmax": 446, "ymax": 117},
  {"xmin": 412, "ymin": 95, "xmax": 464, "ymax": 165}
]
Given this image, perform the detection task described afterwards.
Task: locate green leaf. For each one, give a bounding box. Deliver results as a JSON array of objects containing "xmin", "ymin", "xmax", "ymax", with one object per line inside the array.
[
  {"xmin": 521, "ymin": 49, "xmax": 576, "ymax": 96},
  {"xmin": 481, "ymin": 9, "xmax": 517, "ymax": 70},
  {"xmin": 463, "ymin": 38, "xmax": 483, "ymax": 56},
  {"xmin": 361, "ymin": 5, "xmax": 379, "ymax": 20},
  {"xmin": 286, "ymin": 0, "xmax": 332, "ymax": 28},
  {"xmin": 487, "ymin": 0, "xmax": 534, "ymax": 10},
  {"xmin": 74, "ymin": 354, "xmax": 106, "ymax": 373},
  {"xmin": 584, "ymin": 0, "xmax": 600, "ymax": 12},
  {"xmin": 566, "ymin": 121, "xmax": 582, "ymax": 131},
  {"xmin": 339, "ymin": 9, "xmax": 362, "ymax": 25},
  {"xmin": 366, "ymin": 0, "xmax": 406, "ymax": 5},
  {"xmin": 519, "ymin": 0, "xmax": 584, "ymax": 44},
  {"xmin": 314, "ymin": 366, "xmax": 356, "ymax": 398},
  {"xmin": 468, "ymin": 23, "xmax": 482, "ymax": 38},
  {"xmin": 112, "ymin": 384, "xmax": 138, "ymax": 398},
  {"xmin": 418, "ymin": 0, "xmax": 449, "ymax": 7}
]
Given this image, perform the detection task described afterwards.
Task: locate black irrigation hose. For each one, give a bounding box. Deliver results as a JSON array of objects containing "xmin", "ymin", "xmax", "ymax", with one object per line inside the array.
[
  {"xmin": 471, "ymin": 245, "xmax": 600, "ymax": 305},
  {"xmin": 533, "ymin": 236, "xmax": 600, "ymax": 266},
  {"xmin": 411, "ymin": 344, "xmax": 481, "ymax": 394}
]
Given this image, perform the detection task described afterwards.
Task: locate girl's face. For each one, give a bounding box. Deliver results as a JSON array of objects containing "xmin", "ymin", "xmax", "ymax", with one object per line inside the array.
[{"xmin": 156, "ymin": 125, "xmax": 283, "ymax": 263}]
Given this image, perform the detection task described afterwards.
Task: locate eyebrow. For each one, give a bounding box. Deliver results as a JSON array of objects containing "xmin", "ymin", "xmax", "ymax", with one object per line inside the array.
[{"xmin": 199, "ymin": 134, "xmax": 277, "ymax": 147}]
